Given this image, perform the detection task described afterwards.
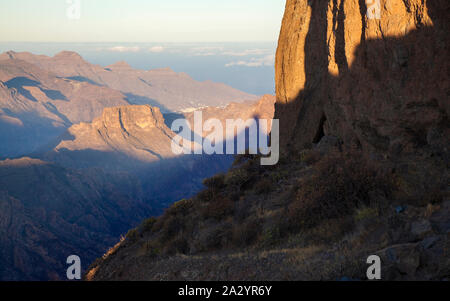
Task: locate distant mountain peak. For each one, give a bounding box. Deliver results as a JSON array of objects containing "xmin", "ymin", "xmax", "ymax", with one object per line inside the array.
[
  {"xmin": 54, "ymin": 51, "xmax": 83, "ymax": 60},
  {"xmin": 0, "ymin": 157, "xmax": 47, "ymax": 167},
  {"xmin": 99, "ymin": 105, "xmax": 166, "ymax": 130},
  {"xmin": 4, "ymin": 50, "xmax": 17, "ymax": 59},
  {"xmin": 152, "ymin": 67, "xmax": 174, "ymax": 72},
  {"xmin": 0, "ymin": 50, "xmax": 33, "ymax": 61},
  {"xmin": 106, "ymin": 61, "xmax": 133, "ymax": 70}
]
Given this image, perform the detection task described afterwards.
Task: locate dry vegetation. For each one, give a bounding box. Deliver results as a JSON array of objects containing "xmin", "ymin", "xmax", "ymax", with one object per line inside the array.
[{"xmin": 86, "ymin": 144, "xmax": 449, "ymax": 281}]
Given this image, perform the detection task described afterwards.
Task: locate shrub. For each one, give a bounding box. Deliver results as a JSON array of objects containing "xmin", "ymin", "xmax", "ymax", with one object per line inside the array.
[
  {"xmin": 164, "ymin": 235, "xmax": 189, "ymax": 255},
  {"xmin": 153, "ymin": 199, "xmax": 194, "ymax": 240},
  {"xmin": 299, "ymin": 149, "xmax": 321, "ymax": 165},
  {"xmin": 166, "ymin": 199, "xmax": 194, "ymax": 216},
  {"xmin": 193, "ymin": 223, "xmax": 232, "ymax": 252},
  {"xmin": 224, "ymin": 168, "xmax": 251, "ymax": 187},
  {"xmin": 160, "ymin": 215, "xmax": 184, "ymax": 242},
  {"xmin": 260, "ymin": 226, "xmax": 282, "ymax": 247},
  {"xmin": 202, "ymin": 196, "xmax": 235, "ymax": 220},
  {"xmin": 354, "ymin": 207, "xmax": 379, "ymax": 224},
  {"xmin": 141, "ymin": 217, "xmax": 157, "ymax": 233},
  {"xmin": 254, "ymin": 177, "xmax": 274, "ymax": 195},
  {"xmin": 140, "ymin": 241, "xmax": 160, "ymax": 258},
  {"xmin": 232, "ymin": 218, "xmax": 261, "ymax": 247},
  {"xmin": 126, "ymin": 228, "xmax": 139, "ymax": 243},
  {"xmin": 197, "ymin": 188, "xmax": 215, "ymax": 203},
  {"xmin": 233, "ymin": 199, "xmax": 253, "ymax": 222},
  {"xmin": 305, "ymin": 217, "xmax": 354, "ymax": 245},
  {"xmin": 287, "ymin": 152, "xmax": 392, "ymax": 230},
  {"xmin": 203, "ymin": 173, "xmax": 226, "ymax": 190},
  {"xmin": 270, "ymin": 169, "xmax": 291, "ymax": 184}
]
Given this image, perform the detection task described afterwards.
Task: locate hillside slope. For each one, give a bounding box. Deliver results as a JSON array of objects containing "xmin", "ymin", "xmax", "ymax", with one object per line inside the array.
[
  {"xmin": 86, "ymin": 152, "xmax": 449, "ymax": 281},
  {"xmin": 0, "ymin": 96, "xmax": 276, "ymax": 280},
  {"xmin": 86, "ymin": 0, "xmax": 449, "ymax": 281},
  {"xmin": 0, "ymin": 158, "xmax": 153, "ymax": 280}
]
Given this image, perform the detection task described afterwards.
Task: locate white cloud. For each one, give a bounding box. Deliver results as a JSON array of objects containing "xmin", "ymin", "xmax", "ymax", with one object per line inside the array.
[
  {"xmin": 190, "ymin": 46, "xmax": 224, "ymax": 56},
  {"xmin": 222, "ymin": 49, "xmax": 270, "ymax": 57},
  {"xmin": 193, "ymin": 52, "xmax": 217, "ymax": 56},
  {"xmin": 149, "ymin": 46, "xmax": 165, "ymax": 53},
  {"xmin": 188, "ymin": 47, "xmax": 272, "ymax": 58},
  {"xmin": 108, "ymin": 46, "xmax": 141, "ymax": 52},
  {"xmin": 225, "ymin": 54, "xmax": 275, "ymax": 68}
]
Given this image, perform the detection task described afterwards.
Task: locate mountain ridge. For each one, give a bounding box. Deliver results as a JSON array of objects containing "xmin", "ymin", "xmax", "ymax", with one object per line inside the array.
[
  {"xmin": 0, "ymin": 50, "xmax": 257, "ymax": 112},
  {"xmin": 0, "ymin": 50, "xmax": 258, "ymax": 157}
]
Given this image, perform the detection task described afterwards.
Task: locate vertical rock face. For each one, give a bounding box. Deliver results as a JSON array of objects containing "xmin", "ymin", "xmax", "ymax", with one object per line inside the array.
[
  {"xmin": 275, "ymin": 0, "xmax": 449, "ymax": 157},
  {"xmin": 52, "ymin": 105, "xmax": 177, "ymax": 166}
]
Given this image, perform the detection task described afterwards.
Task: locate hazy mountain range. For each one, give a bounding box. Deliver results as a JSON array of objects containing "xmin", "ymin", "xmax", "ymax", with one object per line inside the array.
[
  {"xmin": 0, "ymin": 50, "xmax": 275, "ymax": 280},
  {"xmin": 0, "ymin": 51, "xmax": 257, "ymax": 158}
]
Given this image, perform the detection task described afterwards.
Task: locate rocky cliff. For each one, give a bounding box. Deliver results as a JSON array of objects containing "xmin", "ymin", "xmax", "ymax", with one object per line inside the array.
[
  {"xmin": 86, "ymin": 0, "xmax": 449, "ymax": 281},
  {"xmin": 275, "ymin": 0, "xmax": 448, "ymax": 156},
  {"xmin": 43, "ymin": 95, "xmax": 275, "ymax": 170},
  {"xmin": 275, "ymin": 0, "xmax": 449, "ymax": 205},
  {"xmin": 49, "ymin": 105, "xmax": 176, "ymax": 166}
]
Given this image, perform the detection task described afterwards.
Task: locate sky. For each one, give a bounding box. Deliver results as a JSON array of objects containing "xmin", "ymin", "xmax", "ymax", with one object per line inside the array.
[{"xmin": 0, "ymin": 0, "xmax": 286, "ymax": 43}]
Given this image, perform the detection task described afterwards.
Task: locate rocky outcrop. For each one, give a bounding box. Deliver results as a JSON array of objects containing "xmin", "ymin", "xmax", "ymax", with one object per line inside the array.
[
  {"xmin": 275, "ymin": 0, "xmax": 449, "ymax": 207},
  {"xmin": 275, "ymin": 0, "xmax": 449, "ymax": 158},
  {"xmin": 51, "ymin": 105, "xmax": 176, "ymax": 165},
  {"xmin": 45, "ymin": 95, "xmax": 276, "ymax": 170}
]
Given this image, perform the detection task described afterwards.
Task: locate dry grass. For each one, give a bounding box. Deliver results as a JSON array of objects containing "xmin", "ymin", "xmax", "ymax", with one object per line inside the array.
[
  {"xmin": 88, "ymin": 147, "xmax": 449, "ymax": 281},
  {"xmin": 286, "ymin": 152, "xmax": 392, "ymax": 230}
]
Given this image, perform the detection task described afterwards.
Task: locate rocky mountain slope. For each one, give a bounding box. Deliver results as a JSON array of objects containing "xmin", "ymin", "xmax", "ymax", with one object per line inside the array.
[
  {"xmin": 41, "ymin": 95, "xmax": 275, "ymax": 170},
  {"xmin": 0, "ymin": 96, "xmax": 275, "ymax": 280},
  {"xmin": 40, "ymin": 96, "xmax": 276, "ymax": 206},
  {"xmin": 86, "ymin": 0, "xmax": 449, "ymax": 281},
  {"xmin": 0, "ymin": 157, "xmax": 153, "ymax": 280},
  {"xmin": 0, "ymin": 58, "xmax": 129, "ymax": 157},
  {"xmin": 274, "ymin": 0, "xmax": 449, "ymax": 214},
  {"xmin": 0, "ymin": 51, "xmax": 257, "ymax": 158},
  {"xmin": 43, "ymin": 105, "xmax": 177, "ymax": 169},
  {"xmin": 0, "ymin": 51, "xmax": 257, "ymax": 113}
]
